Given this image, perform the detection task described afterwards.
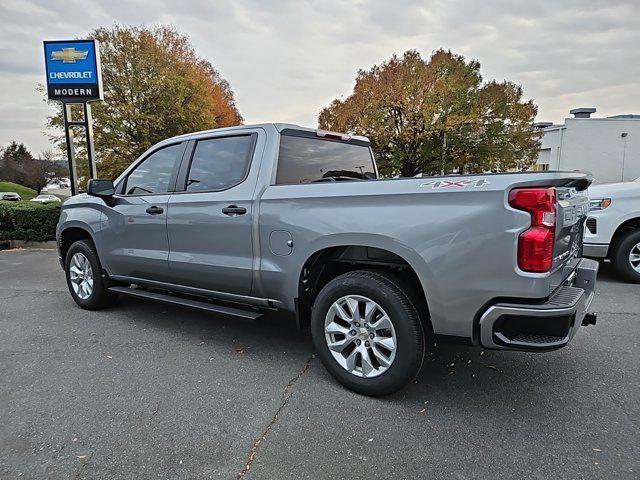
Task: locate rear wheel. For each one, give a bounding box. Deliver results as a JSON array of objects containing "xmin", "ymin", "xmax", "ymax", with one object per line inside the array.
[
  {"xmin": 612, "ymin": 230, "xmax": 640, "ymax": 283},
  {"xmin": 311, "ymin": 270, "xmax": 425, "ymax": 396},
  {"xmin": 65, "ymin": 240, "xmax": 117, "ymax": 309}
]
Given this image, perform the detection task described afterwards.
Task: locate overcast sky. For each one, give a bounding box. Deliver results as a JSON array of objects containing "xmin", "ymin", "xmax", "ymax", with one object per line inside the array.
[{"xmin": 1, "ymin": 0, "xmax": 639, "ymax": 154}]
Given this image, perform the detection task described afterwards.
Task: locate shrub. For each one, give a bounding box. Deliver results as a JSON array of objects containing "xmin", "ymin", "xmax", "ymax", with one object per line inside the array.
[{"xmin": 0, "ymin": 201, "xmax": 61, "ymax": 242}]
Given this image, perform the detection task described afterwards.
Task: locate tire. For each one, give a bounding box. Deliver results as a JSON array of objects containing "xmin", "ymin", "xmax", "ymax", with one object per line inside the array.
[
  {"xmin": 64, "ymin": 240, "xmax": 117, "ymax": 309},
  {"xmin": 311, "ymin": 270, "xmax": 426, "ymax": 396},
  {"xmin": 612, "ymin": 229, "xmax": 640, "ymax": 283}
]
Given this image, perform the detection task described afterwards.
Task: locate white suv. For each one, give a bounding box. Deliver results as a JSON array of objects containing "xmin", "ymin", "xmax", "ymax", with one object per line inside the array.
[{"xmin": 585, "ymin": 177, "xmax": 640, "ymax": 282}]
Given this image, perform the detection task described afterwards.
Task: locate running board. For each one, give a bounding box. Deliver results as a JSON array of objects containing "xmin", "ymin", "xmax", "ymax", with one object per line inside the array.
[{"xmin": 108, "ymin": 286, "xmax": 263, "ymax": 320}]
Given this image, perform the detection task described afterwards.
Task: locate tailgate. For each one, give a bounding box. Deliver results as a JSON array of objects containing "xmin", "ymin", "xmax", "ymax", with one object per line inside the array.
[{"xmin": 554, "ymin": 187, "xmax": 589, "ymax": 269}]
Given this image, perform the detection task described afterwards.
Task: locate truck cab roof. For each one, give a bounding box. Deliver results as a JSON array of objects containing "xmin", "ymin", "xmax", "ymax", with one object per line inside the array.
[{"xmin": 159, "ymin": 123, "xmax": 370, "ymax": 146}]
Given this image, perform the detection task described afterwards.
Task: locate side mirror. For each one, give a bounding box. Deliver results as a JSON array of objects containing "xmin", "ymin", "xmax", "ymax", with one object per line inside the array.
[{"xmin": 87, "ymin": 179, "xmax": 115, "ymax": 197}]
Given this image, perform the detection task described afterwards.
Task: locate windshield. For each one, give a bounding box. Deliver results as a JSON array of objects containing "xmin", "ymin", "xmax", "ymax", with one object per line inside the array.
[{"xmin": 276, "ymin": 134, "xmax": 376, "ymax": 185}]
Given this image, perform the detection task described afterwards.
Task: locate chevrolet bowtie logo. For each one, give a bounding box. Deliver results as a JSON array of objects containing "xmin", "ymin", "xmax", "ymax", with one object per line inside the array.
[{"xmin": 51, "ymin": 47, "xmax": 88, "ymax": 63}]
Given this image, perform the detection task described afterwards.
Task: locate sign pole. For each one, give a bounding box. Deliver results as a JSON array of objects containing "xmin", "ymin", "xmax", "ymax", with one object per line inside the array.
[
  {"xmin": 62, "ymin": 103, "xmax": 79, "ymax": 196},
  {"xmin": 83, "ymin": 102, "xmax": 97, "ymax": 179}
]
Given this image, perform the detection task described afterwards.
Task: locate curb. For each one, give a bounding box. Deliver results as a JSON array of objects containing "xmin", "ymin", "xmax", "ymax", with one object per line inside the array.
[{"xmin": 0, "ymin": 240, "xmax": 57, "ymax": 250}]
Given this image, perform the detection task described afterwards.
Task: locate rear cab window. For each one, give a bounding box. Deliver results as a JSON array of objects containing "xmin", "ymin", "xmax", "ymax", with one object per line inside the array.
[{"xmin": 275, "ymin": 130, "xmax": 376, "ymax": 185}]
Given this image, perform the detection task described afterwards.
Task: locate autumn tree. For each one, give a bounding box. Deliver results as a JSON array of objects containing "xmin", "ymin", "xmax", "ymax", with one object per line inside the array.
[
  {"xmin": 1, "ymin": 141, "xmax": 34, "ymax": 187},
  {"xmin": 0, "ymin": 142, "xmax": 51, "ymax": 192},
  {"xmin": 1, "ymin": 142, "xmax": 27, "ymax": 181},
  {"xmin": 26, "ymin": 158, "xmax": 50, "ymax": 193},
  {"xmin": 47, "ymin": 25, "xmax": 243, "ymax": 180},
  {"xmin": 319, "ymin": 50, "xmax": 541, "ymax": 177}
]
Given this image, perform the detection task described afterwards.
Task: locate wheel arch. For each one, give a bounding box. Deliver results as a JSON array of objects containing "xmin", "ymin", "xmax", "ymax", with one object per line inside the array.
[
  {"xmin": 58, "ymin": 225, "xmax": 96, "ymax": 264},
  {"xmin": 293, "ymin": 235, "xmax": 439, "ymax": 331},
  {"xmin": 609, "ymin": 216, "xmax": 640, "ymax": 258}
]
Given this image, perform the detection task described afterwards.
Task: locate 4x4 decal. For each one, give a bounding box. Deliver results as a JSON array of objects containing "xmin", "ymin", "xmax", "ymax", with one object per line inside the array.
[{"xmin": 420, "ymin": 178, "xmax": 491, "ymax": 189}]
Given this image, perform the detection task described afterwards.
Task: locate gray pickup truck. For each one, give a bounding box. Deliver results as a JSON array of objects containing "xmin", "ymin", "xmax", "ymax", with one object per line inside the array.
[{"xmin": 57, "ymin": 123, "xmax": 598, "ymax": 395}]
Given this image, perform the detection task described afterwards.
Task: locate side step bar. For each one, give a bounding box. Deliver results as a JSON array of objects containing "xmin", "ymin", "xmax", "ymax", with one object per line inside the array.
[{"xmin": 108, "ymin": 286, "xmax": 263, "ymax": 320}]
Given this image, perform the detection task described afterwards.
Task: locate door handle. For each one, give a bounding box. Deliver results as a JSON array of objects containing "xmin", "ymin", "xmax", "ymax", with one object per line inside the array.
[
  {"xmin": 222, "ymin": 205, "xmax": 247, "ymax": 216},
  {"xmin": 145, "ymin": 206, "xmax": 164, "ymax": 215}
]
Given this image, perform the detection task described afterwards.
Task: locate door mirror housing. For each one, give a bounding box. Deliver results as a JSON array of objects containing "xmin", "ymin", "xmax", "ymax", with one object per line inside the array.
[{"xmin": 87, "ymin": 179, "xmax": 115, "ymax": 197}]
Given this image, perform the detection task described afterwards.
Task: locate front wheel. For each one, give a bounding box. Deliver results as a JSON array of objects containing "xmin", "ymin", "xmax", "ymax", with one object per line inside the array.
[
  {"xmin": 613, "ymin": 229, "xmax": 640, "ymax": 283},
  {"xmin": 311, "ymin": 270, "xmax": 425, "ymax": 396},
  {"xmin": 65, "ymin": 240, "xmax": 117, "ymax": 309}
]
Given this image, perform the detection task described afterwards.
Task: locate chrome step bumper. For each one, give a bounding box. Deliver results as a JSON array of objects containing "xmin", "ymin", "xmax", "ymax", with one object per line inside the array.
[{"xmin": 478, "ymin": 258, "xmax": 598, "ymax": 351}]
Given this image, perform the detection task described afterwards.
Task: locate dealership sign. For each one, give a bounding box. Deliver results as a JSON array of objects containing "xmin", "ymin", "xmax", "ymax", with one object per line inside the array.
[
  {"xmin": 43, "ymin": 40, "xmax": 103, "ymax": 101},
  {"xmin": 43, "ymin": 39, "xmax": 103, "ymax": 195}
]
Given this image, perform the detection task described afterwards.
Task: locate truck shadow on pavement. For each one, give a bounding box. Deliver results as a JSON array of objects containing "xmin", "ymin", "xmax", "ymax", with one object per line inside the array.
[
  {"xmin": 104, "ymin": 295, "xmax": 593, "ymax": 419},
  {"xmin": 594, "ymin": 259, "xmax": 627, "ymax": 283}
]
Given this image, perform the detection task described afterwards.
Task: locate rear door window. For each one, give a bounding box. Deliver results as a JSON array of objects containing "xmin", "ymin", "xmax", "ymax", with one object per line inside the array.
[{"xmin": 185, "ymin": 135, "xmax": 254, "ymax": 192}]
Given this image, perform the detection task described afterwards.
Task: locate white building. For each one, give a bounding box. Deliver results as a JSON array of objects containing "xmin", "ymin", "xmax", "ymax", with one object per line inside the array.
[{"xmin": 534, "ymin": 108, "xmax": 640, "ymax": 184}]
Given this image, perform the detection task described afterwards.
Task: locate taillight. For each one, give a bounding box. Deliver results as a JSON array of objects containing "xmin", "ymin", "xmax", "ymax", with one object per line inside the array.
[{"xmin": 508, "ymin": 187, "xmax": 557, "ymax": 273}]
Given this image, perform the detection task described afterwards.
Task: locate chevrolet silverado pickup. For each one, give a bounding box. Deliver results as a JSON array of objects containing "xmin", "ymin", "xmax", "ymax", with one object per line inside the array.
[{"xmin": 57, "ymin": 123, "xmax": 598, "ymax": 396}]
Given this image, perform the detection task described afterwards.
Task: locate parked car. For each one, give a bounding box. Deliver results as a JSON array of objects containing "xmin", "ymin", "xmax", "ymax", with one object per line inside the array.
[
  {"xmin": 43, "ymin": 178, "xmax": 71, "ymax": 192},
  {"xmin": 30, "ymin": 194, "xmax": 61, "ymax": 204},
  {"xmin": 0, "ymin": 192, "xmax": 21, "ymax": 201},
  {"xmin": 584, "ymin": 177, "xmax": 640, "ymax": 282},
  {"xmin": 56, "ymin": 123, "xmax": 598, "ymax": 396}
]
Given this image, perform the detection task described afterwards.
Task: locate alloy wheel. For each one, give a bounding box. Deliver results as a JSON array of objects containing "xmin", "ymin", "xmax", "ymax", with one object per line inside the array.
[
  {"xmin": 324, "ymin": 295, "xmax": 397, "ymax": 378},
  {"xmin": 630, "ymin": 242, "xmax": 640, "ymax": 273},
  {"xmin": 69, "ymin": 252, "xmax": 94, "ymax": 300}
]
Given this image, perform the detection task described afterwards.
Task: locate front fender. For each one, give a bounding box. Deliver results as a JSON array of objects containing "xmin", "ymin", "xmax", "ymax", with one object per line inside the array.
[{"xmin": 57, "ymin": 196, "xmax": 104, "ymax": 257}]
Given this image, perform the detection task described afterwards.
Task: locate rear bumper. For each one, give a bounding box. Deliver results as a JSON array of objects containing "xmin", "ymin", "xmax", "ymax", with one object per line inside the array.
[
  {"xmin": 583, "ymin": 243, "xmax": 609, "ymax": 258},
  {"xmin": 478, "ymin": 258, "xmax": 598, "ymax": 351}
]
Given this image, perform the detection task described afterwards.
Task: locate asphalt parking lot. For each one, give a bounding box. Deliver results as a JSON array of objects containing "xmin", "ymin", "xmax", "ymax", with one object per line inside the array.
[{"xmin": 1, "ymin": 249, "xmax": 638, "ymax": 479}]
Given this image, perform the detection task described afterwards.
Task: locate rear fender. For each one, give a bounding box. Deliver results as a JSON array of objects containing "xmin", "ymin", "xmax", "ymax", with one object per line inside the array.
[{"xmin": 287, "ymin": 233, "xmax": 443, "ymax": 327}]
